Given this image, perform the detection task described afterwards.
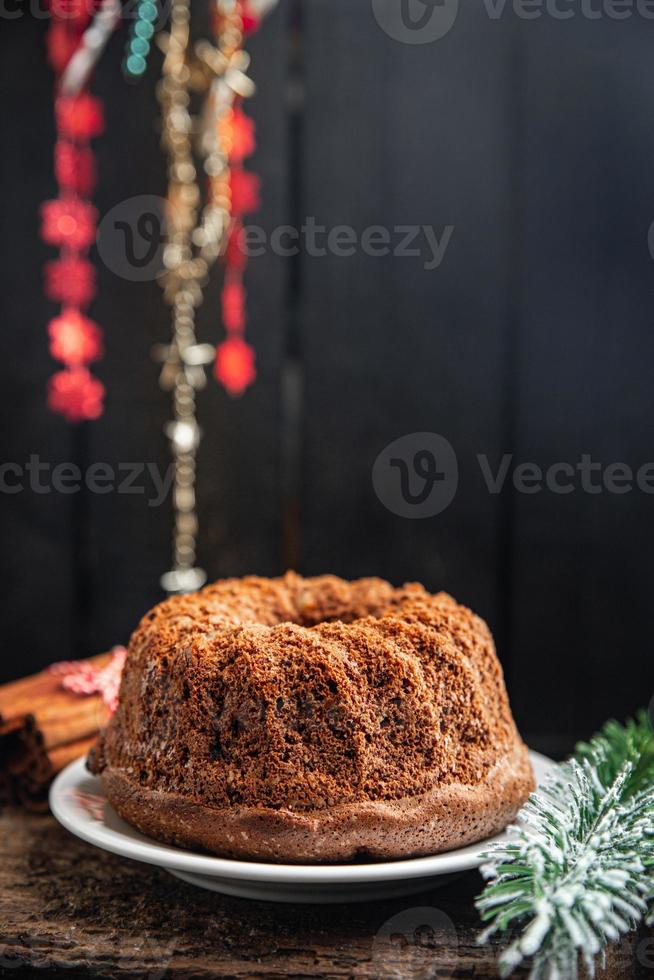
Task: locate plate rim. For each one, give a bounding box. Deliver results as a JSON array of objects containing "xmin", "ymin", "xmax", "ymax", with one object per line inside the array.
[{"xmin": 49, "ymin": 750, "xmax": 555, "ymax": 885}]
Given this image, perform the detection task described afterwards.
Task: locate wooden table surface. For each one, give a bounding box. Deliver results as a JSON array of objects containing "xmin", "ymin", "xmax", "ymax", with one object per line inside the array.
[{"xmin": 0, "ymin": 810, "xmax": 650, "ymax": 979}]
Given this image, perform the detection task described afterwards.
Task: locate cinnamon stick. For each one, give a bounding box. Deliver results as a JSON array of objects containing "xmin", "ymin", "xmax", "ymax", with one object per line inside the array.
[
  {"xmin": 0, "ymin": 715, "xmax": 52, "ymax": 812},
  {"xmin": 0, "ymin": 653, "xmax": 111, "ymax": 717},
  {"xmin": 33, "ymin": 698, "xmax": 108, "ymax": 750},
  {"xmin": 0, "ymin": 654, "xmax": 111, "ymax": 810}
]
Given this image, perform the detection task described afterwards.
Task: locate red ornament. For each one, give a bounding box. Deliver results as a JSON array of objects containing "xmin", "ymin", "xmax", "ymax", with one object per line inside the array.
[
  {"xmin": 56, "ymin": 94, "xmax": 104, "ymax": 141},
  {"xmin": 211, "ymin": 2, "xmax": 260, "ymax": 41},
  {"xmin": 46, "ymin": 22, "xmax": 82, "ymax": 73},
  {"xmin": 41, "ymin": 196, "xmax": 98, "ymax": 250},
  {"xmin": 241, "ymin": 14, "xmax": 259, "ymax": 33},
  {"xmin": 43, "ymin": 3, "xmax": 108, "ymax": 422},
  {"xmin": 224, "ymin": 220, "xmax": 248, "ymax": 272},
  {"xmin": 214, "ymin": 337, "xmax": 256, "ymax": 397},
  {"xmin": 55, "ymin": 141, "xmax": 96, "ymax": 196},
  {"xmin": 47, "ymin": 367, "xmax": 105, "ymax": 422},
  {"xmin": 50, "ymin": 0, "xmax": 91, "ymax": 22},
  {"xmin": 220, "ymin": 108, "xmax": 256, "ymax": 162},
  {"xmin": 229, "ymin": 168, "xmax": 260, "ymax": 215},
  {"xmin": 221, "ymin": 280, "xmax": 246, "ymax": 332},
  {"xmin": 240, "ymin": 1, "xmax": 261, "ymax": 34},
  {"xmin": 213, "ymin": 90, "xmax": 262, "ymax": 395},
  {"xmin": 44, "ymin": 256, "xmax": 96, "ymax": 307},
  {"xmin": 48, "ymin": 308, "xmax": 103, "ymax": 366}
]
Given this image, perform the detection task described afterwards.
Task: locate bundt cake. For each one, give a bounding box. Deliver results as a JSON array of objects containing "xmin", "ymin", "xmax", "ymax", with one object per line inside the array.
[{"xmin": 88, "ymin": 573, "xmax": 534, "ymax": 863}]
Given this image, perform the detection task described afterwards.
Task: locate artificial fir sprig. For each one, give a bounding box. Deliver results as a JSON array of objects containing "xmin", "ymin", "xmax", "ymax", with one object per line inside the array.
[
  {"xmin": 476, "ymin": 711, "xmax": 654, "ymax": 979},
  {"xmin": 575, "ymin": 711, "xmax": 654, "ymax": 797}
]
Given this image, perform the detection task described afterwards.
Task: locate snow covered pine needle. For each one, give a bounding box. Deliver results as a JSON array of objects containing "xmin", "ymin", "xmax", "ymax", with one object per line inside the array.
[{"xmin": 476, "ymin": 711, "xmax": 654, "ymax": 979}]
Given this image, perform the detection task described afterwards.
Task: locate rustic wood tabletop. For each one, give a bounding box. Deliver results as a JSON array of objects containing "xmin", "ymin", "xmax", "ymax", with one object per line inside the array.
[{"xmin": 0, "ymin": 810, "xmax": 650, "ymax": 979}]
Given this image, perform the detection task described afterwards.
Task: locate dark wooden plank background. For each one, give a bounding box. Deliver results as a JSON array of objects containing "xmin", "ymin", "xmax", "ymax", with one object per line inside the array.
[{"xmin": 1, "ymin": 1, "xmax": 653, "ymax": 753}]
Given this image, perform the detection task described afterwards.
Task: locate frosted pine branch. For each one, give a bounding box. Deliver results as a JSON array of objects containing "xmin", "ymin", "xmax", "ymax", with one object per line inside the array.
[{"xmin": 476, "ymin": 712, "xmax": 654, "ymax": 979}]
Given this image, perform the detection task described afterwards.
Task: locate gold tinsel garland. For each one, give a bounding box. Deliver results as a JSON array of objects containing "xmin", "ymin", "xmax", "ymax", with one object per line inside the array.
[{"xmin": 154, "ymin": 0, "xmax": 269, "ymax": 593}]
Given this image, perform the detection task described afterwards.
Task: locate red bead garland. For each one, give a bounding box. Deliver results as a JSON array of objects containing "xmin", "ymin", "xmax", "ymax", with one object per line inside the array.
[
  {"xmin": 54, "ymin": 141, "xmax": 97, "ymax": 197},
  {"xmin": 211, "ymin": 2, "xmax": 265, "ymax": 399},
  {"xmin": 214, "ymin": 335, "xmax": 257, "ymax": 398},
  {"xmin": 41, "ymin": 196, "xmax": 98, "ymax": 251},
  {"xmin": 45, "ymin": 256, "xmax": 96, "ymax": 307},
  {"xmin": 47, "ymin": 368, "xmax": 105, "ymax": 423},
  {"xmin": 48, "ymin": 308, "xmax": 103, "ymax": 365},
  {"xmin": 42, "ymin": 5, "xmax": 106, "ymax": 422},
  {"xmin": 228, "ymin": 168, "xmax": 261, "ymax": 215},
  {"xmin": 42, "ymin": 0, "xmax": 268, "ymax": 415},
  {"xmin": 213, "ymin": 114, "xmax": 258, "ymax": 394},
  {"xmin": 219, "ymin": 107, "xmax": 256, "ymax": 162},
  {"xmin": 56, "ymin": 93, "xmax": 105, "ymax": 141}
]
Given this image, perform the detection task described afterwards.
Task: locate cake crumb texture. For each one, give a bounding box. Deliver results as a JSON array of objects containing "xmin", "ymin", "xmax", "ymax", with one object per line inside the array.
[{"xmin": 90, "ymin": 573, "xmax": 535, "ymax": 862}]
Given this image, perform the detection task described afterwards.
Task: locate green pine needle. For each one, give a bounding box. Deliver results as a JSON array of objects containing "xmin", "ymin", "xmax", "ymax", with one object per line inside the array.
[{"xmin": 476, "ymin": 711, "xmax": 654, "ymax": 979}]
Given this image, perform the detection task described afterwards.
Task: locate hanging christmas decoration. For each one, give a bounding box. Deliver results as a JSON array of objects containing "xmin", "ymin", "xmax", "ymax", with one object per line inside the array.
[
  {"xmin": 41, "ymin": 0, "xmax": 120, "ymax": 422},
  {"xmin": 154, "ymin": 0, "xmax": 275, "ymax": 593},
  {"xmin": 39, "ymin": 0, "xmax": 275, "ymax": 565},
  {"xmin": 213, "ymin": 99, "xmax": 259, "ymax": 396},
  {"xmin": 123, "ymin": 0, "xmax": 160, "ymax": 80}
]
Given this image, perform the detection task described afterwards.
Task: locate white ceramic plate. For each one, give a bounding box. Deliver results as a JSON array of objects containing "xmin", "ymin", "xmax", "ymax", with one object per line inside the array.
[{"xmin": 50, "ymin": 751, "xmax": 555, "ymax": 903}]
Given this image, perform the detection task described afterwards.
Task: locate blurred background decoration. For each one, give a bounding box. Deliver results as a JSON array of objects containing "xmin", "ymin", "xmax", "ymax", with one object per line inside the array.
[{"xmin": 1, "ymin": 0, "xmax": 653, "ymax": 756}]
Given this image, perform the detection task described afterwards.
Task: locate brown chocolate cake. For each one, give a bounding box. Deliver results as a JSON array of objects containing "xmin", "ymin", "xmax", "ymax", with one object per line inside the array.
[{"xmin": 88, "ymin": 573, "xmax": 534, "ymax": 863}]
